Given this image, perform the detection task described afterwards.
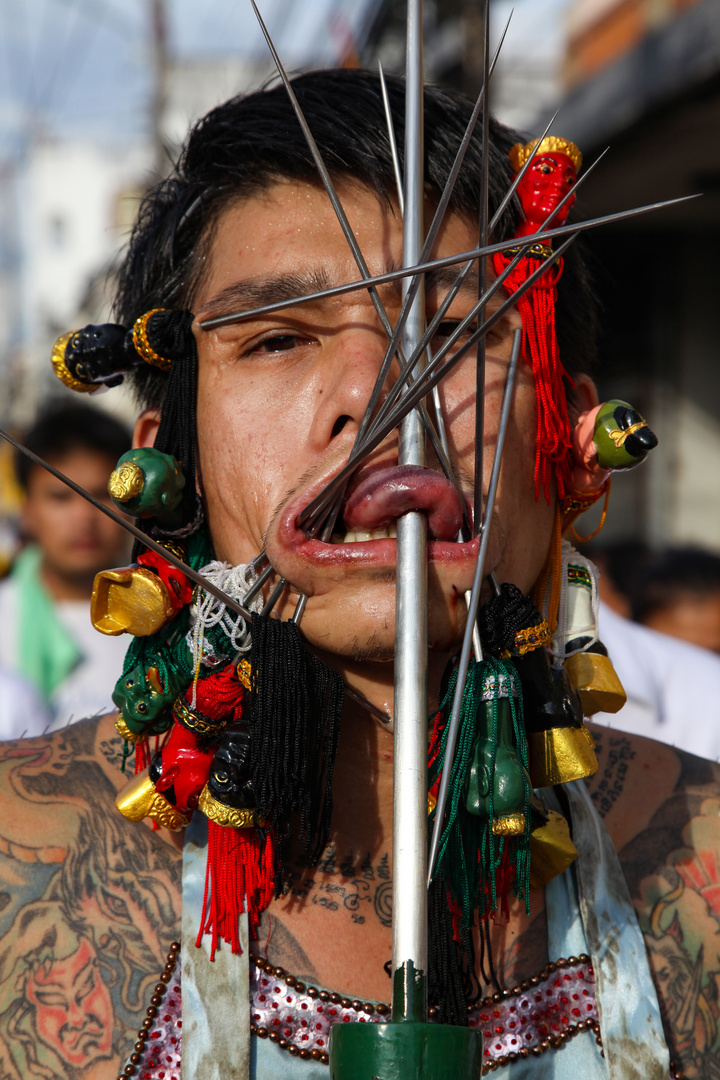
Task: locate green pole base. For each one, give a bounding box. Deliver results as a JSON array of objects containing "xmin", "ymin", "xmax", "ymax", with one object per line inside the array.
[{"xmin": 329, "ymin": 1020, "xmax": 484, "ymax": 1080}]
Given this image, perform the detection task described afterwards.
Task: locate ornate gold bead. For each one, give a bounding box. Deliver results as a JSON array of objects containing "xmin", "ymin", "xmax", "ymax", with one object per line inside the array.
[
  {"xmin": 108, "ymin": 461, "xmax": 144, "ymax": 503},
  {"xmin": 51, "ymin": 330, "xmax": 94, "ymax": 393},
  {"xmin": 492, "ymin": 812, "xmax": 526, "ymax": 836},
  {"xmin": 198, "ymin": 785, "xmax": 261, "ymax": 829},
  {"xmin": 528, "ymin": 725, "xmax": 598, "ymax": 788},
  {"xmin": 115, "ymin": 772, "xmax": 189, "ymax": 831},
  {"xmin": 115, "ymin": 714, "xmax": 145, "ymax": 745},
  {"xmin": 236, "ymin": 658, "xmax": 252, "ymax": 690},
  {"xmin": 173, "ymin": 697, "xmax": 227, "ymax": 737},
  {"xmin": 132, "ymin": 309, "xmax": 172, "ymax": 371}
]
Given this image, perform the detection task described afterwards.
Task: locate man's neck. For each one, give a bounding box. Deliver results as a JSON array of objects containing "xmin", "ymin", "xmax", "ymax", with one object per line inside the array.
[{"xmin": 40, "ymin": 561, "xmax": 95, "ymax": 602}]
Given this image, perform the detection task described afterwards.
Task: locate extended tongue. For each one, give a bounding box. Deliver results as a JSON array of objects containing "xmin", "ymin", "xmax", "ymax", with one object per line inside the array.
[{"xmin": 342, "ymin": 465, "xmax": 464, "ymax": 541}]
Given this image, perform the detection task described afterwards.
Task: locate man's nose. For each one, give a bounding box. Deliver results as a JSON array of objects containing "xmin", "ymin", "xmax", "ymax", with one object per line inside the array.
[{"xmin": 309, "ymin": 328, "xmax": 400, "ymax": 452}]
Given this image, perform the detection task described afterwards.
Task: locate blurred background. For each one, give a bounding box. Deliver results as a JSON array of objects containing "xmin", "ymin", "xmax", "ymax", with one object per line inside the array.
[{"xmin": 0, "ymin": 0, "xmax": 718, "ymax": 558}]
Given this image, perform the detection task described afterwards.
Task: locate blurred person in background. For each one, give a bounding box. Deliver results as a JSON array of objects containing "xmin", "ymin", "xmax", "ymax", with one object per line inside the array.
[
  {"xmin": 631, "ymin": 546, "xmax": 720, "ymax": 655},
  {"xmin": 590, "ymin": 539, "xmax": 651, "ymax": 617},
  {"xmin": 588, "ymin": 540, "xmax": 720, "ymax": 758},
  {"xmin": 0, "ymin": 403, "xmax": 131, "ymax": 729}
]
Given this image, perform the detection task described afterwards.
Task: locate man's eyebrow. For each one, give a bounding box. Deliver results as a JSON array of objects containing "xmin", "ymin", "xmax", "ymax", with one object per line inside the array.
[
  {"xmin": 424, "ymin": 266, "xmax": 479, "ymax": 297},
  {"xmin": 197, "ymin": 269, "xmax": 333, "ymax": 318}
]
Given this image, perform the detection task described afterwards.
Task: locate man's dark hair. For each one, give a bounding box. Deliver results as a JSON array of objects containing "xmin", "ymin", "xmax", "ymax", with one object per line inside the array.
[
  {"xmin": 631, "ymin": 547, "xmax": 720, "ymax": 624},
  {"xmin": 113, "ymin": 68, "xmax": 598, "ymax": 410},
  {"xmin": 16, "ymin": 402, "xmax": 131, "ymax": 490}
]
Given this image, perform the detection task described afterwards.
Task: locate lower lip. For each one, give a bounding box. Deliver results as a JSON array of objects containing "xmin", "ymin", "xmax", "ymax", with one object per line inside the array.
[{"xmin": 284, "ymin": 530, "xmax": 481, "ymax": 567}]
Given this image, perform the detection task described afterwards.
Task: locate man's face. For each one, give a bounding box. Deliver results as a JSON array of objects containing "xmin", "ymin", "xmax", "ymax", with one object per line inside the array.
[
  {"xmin": 194, "ymin": 181, "xmax": 555, "ymax": 666},
  {"xmin": 516, "ymin": 152, "xmax": 577, "ymax": 230},
  {"xmin": 22, "ymin": 449, "xmax": 129, "ymax": 585}
]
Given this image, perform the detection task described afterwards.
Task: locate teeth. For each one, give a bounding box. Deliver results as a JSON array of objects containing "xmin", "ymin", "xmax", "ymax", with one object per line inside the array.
[{"xmin": 341, "ymin": 523, "xmax": 397, "ymax": 543}]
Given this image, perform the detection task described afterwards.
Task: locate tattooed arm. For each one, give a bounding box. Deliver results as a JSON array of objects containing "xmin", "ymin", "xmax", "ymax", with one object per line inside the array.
[
  {"xmin": 588, "ymin": 725, "xmax": 720, "ymax": 1080},
  {"xmin": 0, "ymin": 714, "xmax": 182, "ymax": 1080}
]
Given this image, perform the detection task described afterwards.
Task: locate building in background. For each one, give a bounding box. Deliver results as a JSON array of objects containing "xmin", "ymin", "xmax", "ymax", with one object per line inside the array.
[{"xmin": 550, "ymin": 0, "xmax": 720, "ymax": 553}]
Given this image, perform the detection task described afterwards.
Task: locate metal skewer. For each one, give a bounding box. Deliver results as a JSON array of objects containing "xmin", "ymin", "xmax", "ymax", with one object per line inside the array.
[{"xmin": 391, "ymin": 0, "xmax": 428, "ymax": 1009}]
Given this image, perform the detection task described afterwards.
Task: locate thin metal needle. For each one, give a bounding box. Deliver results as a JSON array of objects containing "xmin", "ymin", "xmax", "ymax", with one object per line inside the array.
[
  {"xmin": 427, "ymin": 327, "xmax": 522, "ymax": 886},
  {"xmin": 299, "ymin": 232, "xmax": 577, "ymax": 529},
  {"xmin": 0, "ymin": 427, "xmax": 255, "ymax": 623},
  {"xmin": 261, "ymin": 576, "xmax": 287, "ymax": 616},
  {"xmin": 201, "ymin": 194, "xmax": 696, "ymax": 331},
  {"xmin": 242, "ymin": 561, "xmax": 274, "ymax": 606},
  {"xmin": 359, "ymin": 142, "xmax": 606, "ymax": 452},
  {"xmin": 378, "ymin": 61, "xmax": 403, "ymax": 216},
  {"xmin": 249, "ymin": 2, "xmax": 459, "ymax": 505},
  {"xmin": 352, "ymin": 20, "xmax": 511, "ymax": 448},
  {"xmin": 345, "ymin": 137, "xmax": 612, "ymax": 463}
]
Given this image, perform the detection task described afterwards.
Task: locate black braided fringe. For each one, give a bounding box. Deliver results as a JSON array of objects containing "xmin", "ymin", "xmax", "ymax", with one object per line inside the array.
[
  {"xmin": 248, "ymin": 616, "xmax": 344, "ymax": 890},
  {"xmin": 478, "ymin": 584, "xmax": 542, "ymax": 656}
]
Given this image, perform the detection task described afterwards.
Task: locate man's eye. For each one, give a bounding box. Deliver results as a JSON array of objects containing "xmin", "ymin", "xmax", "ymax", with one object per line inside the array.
[
  {"xmin": 433, "ymin": 320, "xmax": 476, "ymax": 341},
  {"xmin": 256, "ymin": 334, "xmax": 302, "ymax": 353}
]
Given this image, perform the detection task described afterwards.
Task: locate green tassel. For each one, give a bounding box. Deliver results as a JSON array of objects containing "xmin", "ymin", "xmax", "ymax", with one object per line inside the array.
[{"xmin": 429, "ymin": 656, "xmax": 531, "ymax": 927}]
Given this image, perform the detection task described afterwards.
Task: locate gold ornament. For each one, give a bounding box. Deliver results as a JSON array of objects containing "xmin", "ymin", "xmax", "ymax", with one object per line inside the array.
[
  {"xmin": 509, "ymin": 136, "xmax": 582, "ymax": 173},
  {"xmin": 108, "ymin": 461, "xmax": 144, "ymax": 502},
  {"xmin": 91, "ymin": 566, "xmax": 174, "ymax": 636},
  {"xmin": 115, "ymin": 714, "xmax": 145, "ymax": 744},
  {"xmin": 198, "ymin": 785, "xmax": 262, "ymax": 829},
  {"xmin": 132, "ymin": 309, "xmax": 172, "ymax": 371},
  {"xmin": 529, "ymin": 809, "xmax": 578, "ymax": 888},
  {"xmin": 563, "ymin": 652, "xmax": 627, "ymax": 715},
  {"xmin": 115, "ymin": 772, "xmax": 189, "ymax": 831},
  {"xmin": 173, "ymin": 697, "xmax": 228, "ymax": 737},
  {"xmin": 51, "ymin": 330, "xmax": 94, "ymax": 393},
  {"xmin": 492, "ymin": 812, "xmax": 526, "ymax": 837},
  {"xmin": 236, "ymin": 658, "xmax": 252, "ymax": 690},
  {"xmin": 528, "ymin": 725, "xmax": 598, "ymax": 788},
  {"xmin": 607, "ymin": 420, "xmax": 650, "ymax": 448}
]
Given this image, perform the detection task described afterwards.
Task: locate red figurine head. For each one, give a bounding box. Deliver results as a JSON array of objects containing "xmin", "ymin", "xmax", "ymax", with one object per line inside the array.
[{"xmin": 509, "ymin": 137, "xmax": 582, "ymax": 236}]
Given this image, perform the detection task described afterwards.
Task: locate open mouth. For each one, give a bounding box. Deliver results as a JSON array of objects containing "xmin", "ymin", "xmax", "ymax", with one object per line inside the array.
[
  {"xmin": 319, "ymin": 463, "xmax": 466, "ymax": 544},
  {"xmin": 270, "ymin": 463, "xmax": 484, "ymax": 573}
]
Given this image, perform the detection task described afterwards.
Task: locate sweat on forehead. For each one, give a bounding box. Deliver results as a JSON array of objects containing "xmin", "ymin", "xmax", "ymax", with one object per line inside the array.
[{"xmin": 114, "ymin": 67, "xmax": 598, "ymax": 411}]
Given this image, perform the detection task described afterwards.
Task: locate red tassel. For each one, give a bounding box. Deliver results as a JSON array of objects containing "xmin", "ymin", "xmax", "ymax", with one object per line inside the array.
[
  {"xmin": 134, "ymin": 737, "xmax": 151, "ymax": 774},
  {"xmin": 492, "ymin": 250, "xmax": 574, "ymax": 503},
  {"xmin": 185, "ymin": 663, "xmax": 246, "ymax": 723},
  {"xmin": 198, "ymin": 822, "xmax": 275, "ymax": 959}
]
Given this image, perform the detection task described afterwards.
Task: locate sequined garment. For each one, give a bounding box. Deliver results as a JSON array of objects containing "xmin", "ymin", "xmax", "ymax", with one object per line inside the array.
[{"xmin": 125, "ymin": 952, "xmax": 599, "ymax": 1078}]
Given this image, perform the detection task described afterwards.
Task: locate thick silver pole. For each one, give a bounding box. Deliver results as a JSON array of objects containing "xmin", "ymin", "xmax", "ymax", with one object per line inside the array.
[{"xmin": 392, "ymin": 0, "xmax": 428, "ymax": 992}]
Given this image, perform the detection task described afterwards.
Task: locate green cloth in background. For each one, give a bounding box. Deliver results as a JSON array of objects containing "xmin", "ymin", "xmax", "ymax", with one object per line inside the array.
[{"xmin": 13, "ymin": 546, "xmax": 81, "ymax": 700}]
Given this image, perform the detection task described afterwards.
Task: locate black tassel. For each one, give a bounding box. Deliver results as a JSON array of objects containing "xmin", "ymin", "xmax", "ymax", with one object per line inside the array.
[
  {"xmin": 145, "ymin": 309, "xmax": 200, "ymax": 532},
  {"xmin": 248, "ymin": 615, "xmax": 343, "ymax": 891}
]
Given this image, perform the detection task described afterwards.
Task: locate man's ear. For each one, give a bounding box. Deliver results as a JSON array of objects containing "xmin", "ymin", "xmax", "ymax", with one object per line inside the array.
[
  {"xmin": 569, "ymin": 374, "xmax": 599, "ymax": 423},
  {"xmin": 133, "ymin": 409, "xmax": 161, "ymax": 449}
]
